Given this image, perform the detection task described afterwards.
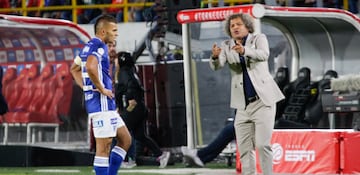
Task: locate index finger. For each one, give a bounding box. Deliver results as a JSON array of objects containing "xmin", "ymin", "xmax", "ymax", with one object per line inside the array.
[{"xmin": 212, "ymin": 43, "xmax": 218, "ymax": 49}]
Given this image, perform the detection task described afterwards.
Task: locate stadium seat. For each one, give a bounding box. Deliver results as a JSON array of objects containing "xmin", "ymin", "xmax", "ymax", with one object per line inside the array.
[
  {"xmin": 274, "ymin": 67, "xmax": 290, "ymax": 92},
  {"xmin": 44, "ymin": 63, "xmax": 73, "ymax": 123},
  {"xmin": 274, "ymin": 67, "xmax": 289, "ymax": 120},
  {"xmin": 2, "ymin": 67, "xmax": 17, "ymax": 97},
  {"xmin": 15, "ymin": 64, "xmax": 58, "ymax": 123},
  {"xmin": 7, "ymin": 67, "xmax": 30, "ymax": 109},
  {"xmin": 13, "ymin": 64, "xmax": 40, "ymax": 111},
  {"xmin": 28, "ymin": 64, "xmax": 55, "ymax": 113},
  {"xmin": 275, "ymin": 67, "xmax": 314, "ymax": 128},
  {"xmin": 4, "ymin": 65, "xmax": 40, "ymax": 123},
  {"xmin": 2, "ymin": 67, "xmax": 18, "ymax": 111}
]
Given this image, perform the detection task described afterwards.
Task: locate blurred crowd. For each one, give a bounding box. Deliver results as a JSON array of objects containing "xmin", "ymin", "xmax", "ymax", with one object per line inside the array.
[
  {"xmin": 0, "ymin": 0, "xmax": 154, "ymax": 23},
  {"xmin": 0, "ymin": 0, "xmax": 358, "ymax": 24}
]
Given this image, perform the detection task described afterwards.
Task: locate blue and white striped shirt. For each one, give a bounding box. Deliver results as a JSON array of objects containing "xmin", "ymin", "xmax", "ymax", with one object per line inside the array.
[{"xmin": 78, "ymin": 37, "xmax": 116, "ymax": 114}]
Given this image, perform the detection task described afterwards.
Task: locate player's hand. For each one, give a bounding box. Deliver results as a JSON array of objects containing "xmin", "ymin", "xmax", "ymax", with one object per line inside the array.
[
  {"xmin": 99, "ymin": 88, "xmax": 114, "ymax": 99},
  {"xmin": 231, "ymin": 40, "xmax": 245, "ymax": 55},
  {"xmin": 212, "ymin": 43, "xmax": 221, "ymax": 58}
]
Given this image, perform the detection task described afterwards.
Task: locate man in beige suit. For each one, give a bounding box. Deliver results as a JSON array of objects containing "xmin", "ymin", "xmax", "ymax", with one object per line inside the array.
[{"xmin": 210, "ymin": 13, "xmax": 284, "ymax": 175}]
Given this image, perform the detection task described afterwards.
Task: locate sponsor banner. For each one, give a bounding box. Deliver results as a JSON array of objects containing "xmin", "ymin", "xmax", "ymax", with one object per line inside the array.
[
  {"xmin": 271, "ymin": 130, "xmax": 340, "ymax": 174},
  {"xmin": 12, "ymin": 39, "xmax": 21, "ymax": 47},
  {"xmin": 63, "ymin": 48, "xmax": 74, "ymax": 61},
  {"xmin": 0, "ymin": 51, "xmax": 7, "ymax": 63},
  {"xmin": 16, "ymin": 50, "xmax": 25, "ymax": 62},
  {"xmin": 55, "ymin": 49, "xmax": 64, "ymax": 61},
  {"xmin": 25, "ymin": 50, "xmax": 35, "ymax": 62},
  {"xmin": 34, "ymin": 50, "xmax": 41, "ymax": 61},
  {"xmin": 49, "ymin": 36, "xmax": 60, "ymax": 47},
  {"xmin": 341, "ymin": 131, "xmax": 360, "ymax": 174},
  {"xmin": 73, "ymin": 48, "xmax": 81, "ymax": 57},
  {"xmin": 7, "ymin": 51, "xmax": 16, "ymax": 62},
  {"xmin": 3, "ymin": 39, "xmax": 13, "ymax": 48},
  {"xmin": 177, "ymin": 5, "xmax": 259, "ymax": 24},
  {"xmin": 68, "ymin": 36, "xmax": 80, "ymax": 45},
  {"xmin": 19, "ymin": 38, "xmax": 32, "ymax": 47},
  {"xmin": 236, "ymin": 130, "xmax": 341, "ymax": 174},
  {"xmin": 59, "ymin": 37, "xmax": 70, "ymax": 45},
  {"xmin": 40, "ymin": 37, "xmax": 50, "ymax": 46},
  {"xmin": 45, "ymin": 49, "xmax": 55, "ymax": 61}
]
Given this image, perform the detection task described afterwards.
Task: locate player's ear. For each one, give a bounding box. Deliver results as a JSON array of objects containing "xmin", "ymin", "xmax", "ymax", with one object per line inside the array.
[{"xmin": 101, "ymin": 28, "xmax": 106, "ymax": 35}]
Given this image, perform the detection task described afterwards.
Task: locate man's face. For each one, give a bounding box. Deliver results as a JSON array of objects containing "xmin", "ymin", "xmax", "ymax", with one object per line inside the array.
[
  {"xmin": 230, "ymin": 17, "xmax": 249, "ymax": 40},
  {"xmin": 104, "ymin": 22, "xmax": 118, "ymax": 45},
  {"xmin": 107, "ymin": 41, "xmax": 117, "ymax": 63}
]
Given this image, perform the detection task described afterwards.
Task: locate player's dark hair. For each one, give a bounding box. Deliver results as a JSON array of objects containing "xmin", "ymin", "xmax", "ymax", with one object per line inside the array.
[{"xmin": 94, "ymin": 15, "xmax": 117, "ymax": 34}]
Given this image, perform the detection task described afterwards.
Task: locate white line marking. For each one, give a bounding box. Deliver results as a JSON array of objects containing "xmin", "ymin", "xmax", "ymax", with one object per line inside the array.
[{"xmin": 35, "ymin": 169, "xmax": 81, "ymax": 173}]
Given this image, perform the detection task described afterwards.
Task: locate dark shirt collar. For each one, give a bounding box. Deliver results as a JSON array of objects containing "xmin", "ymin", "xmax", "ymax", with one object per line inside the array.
[
  {"xmin": 233, "ymin": 35, "xmax": 248, "ymax": 46},
  {"xmin": 242, "ymin": 35, "xmax": 248, "ymax": 45}
]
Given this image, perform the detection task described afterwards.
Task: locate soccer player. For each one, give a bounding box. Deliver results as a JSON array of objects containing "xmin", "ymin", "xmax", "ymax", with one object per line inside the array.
[{"xmin": 70, "ymin": 14, "xmax": 131, "ymax": 175}]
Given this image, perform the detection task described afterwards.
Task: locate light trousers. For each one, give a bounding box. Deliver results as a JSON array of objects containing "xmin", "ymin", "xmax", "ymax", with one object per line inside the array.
[{"xmin": 235, "ymin": 99, "xmax": 276, "ymax": 175}]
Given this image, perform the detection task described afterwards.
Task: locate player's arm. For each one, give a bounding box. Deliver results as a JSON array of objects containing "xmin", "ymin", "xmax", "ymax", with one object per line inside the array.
[
  {"xmin": 86, "ymin": 55, "xmax": 113, "ymax": 98},
  {"xmin": 70, "ymin": 56, "xmax": 83, "ymax": 88}
]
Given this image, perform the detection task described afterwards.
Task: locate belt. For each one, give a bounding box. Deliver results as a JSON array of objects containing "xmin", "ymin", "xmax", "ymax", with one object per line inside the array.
[{"xmin": 247, "ymin": 95, "xmax": 259, "ymax": 103}]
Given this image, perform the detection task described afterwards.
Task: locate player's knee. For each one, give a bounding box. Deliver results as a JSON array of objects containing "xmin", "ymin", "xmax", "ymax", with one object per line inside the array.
[
  {"xmin": 116, "ymin": 127, "xmax": 132, "ymax": 150},
  {"xmin": 95, "ymin": 140, "xmax": 112, "ymax": 156}
]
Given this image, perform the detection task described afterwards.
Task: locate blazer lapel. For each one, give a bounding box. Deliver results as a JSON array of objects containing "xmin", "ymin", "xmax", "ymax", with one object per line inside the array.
[
  {"xmin": 246, "ymin": 33, "xmax": 255, "ymax": 46},
  {"xmin": 245, "ymin": 34, "xmax": 258, "ymax": 65}
]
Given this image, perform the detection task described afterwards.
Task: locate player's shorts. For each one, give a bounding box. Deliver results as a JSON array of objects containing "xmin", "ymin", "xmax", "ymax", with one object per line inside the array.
[{"xmin": 89, "ymin": 110, "xmax": 125, "ymax": 138}]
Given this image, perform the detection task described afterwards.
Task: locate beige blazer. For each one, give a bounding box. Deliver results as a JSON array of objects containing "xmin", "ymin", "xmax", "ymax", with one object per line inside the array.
[{"xmin": 210, "ymin": 33, "xmax": 285, "ymax": 109}]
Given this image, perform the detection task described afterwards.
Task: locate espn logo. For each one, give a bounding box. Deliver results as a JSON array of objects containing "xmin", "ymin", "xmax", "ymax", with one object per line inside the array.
[
  {"xmin": 272, "ymin": 143, "xmax": 316, "ymax": 163},
  {"xmin": 285, "ymin": 150, "xmax": 315, "ymax": 162}
]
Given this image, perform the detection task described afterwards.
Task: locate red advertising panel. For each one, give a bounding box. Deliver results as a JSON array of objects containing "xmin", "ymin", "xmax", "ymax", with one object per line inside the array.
[
  {"xmin": 271, "ymin": 130, "xmax": 340, "ymax": 174},
  {"xmin": 177, "ymin": 5, "xmax": 260, "ymax": 24},
  {"xmin": 236, "ymin": 130, "xmax": 341, "ymax": 174},
  {"xmin": 340, "ymin": 131, "xmax": 360, "ymax": 174}
]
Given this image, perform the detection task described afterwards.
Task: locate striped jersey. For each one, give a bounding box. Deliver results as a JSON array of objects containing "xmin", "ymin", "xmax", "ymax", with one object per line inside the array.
[{"xmin": 78, "ymin": 37, "xmax": 116, "ymax": 113}]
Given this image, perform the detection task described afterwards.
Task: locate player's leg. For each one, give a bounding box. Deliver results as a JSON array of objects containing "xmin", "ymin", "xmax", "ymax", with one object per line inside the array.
[
  {"xmin": 94, "ymin": 137, "xmax": 113, "ymax": 175},
  {"xmin": 91, "ymin": 111, "xmax": 120, "ymax": 175},
  {"xmin": 235, "ymin": 110, "xmax": 256, "ymax": 175},
  {"xmin": 198, "ymin": 121, "xmax": 235, "ymax": 164},
  {"xmin": 108, "ymin": 112, "xmax": 131, "ymax": 175},
  {"xmin": 115, "ymin": 125, "xmax": 131, "ymax": 150}
]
